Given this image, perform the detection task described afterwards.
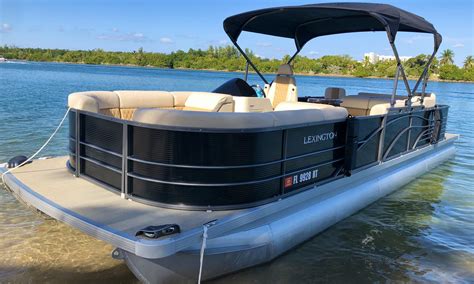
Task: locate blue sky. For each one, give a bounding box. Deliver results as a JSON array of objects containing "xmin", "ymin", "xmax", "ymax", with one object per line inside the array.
[{"xmin": 0, "ymin": 0, "xmax": 472, "ymax": 65}]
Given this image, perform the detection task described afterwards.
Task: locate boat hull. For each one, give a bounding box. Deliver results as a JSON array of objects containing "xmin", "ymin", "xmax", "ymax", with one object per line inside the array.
[{"xmin": 115, "ymin": 138, "xmax": 456, "ymax": 283}]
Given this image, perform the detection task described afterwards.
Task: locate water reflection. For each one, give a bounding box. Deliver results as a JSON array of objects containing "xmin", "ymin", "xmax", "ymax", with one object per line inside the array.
[{"xmin": 212, "ymin": 162, "xmax": 473, "ymax": 283}]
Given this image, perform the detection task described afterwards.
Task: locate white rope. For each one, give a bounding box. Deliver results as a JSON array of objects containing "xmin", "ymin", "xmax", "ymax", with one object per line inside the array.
[
  {"xmin": 197, "ymin": 224, "xmax": 208, "ymax": 284},
  {"xmin": 1, "ymin": 108, "xmax": 71, "ymax": 184}
]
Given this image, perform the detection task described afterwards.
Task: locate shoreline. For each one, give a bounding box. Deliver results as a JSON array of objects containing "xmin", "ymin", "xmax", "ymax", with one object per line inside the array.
[{"xmin": 5, "ymin": 59, "xmax": 474, "ymax": 84}]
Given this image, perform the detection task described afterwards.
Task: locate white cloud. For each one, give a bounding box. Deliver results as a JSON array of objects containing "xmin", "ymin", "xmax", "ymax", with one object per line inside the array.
[
  {"xmin": 256, "ymin": 42, "xmax": 272, "ymax": 47},
  {"xmin": 133, "ymin": 33, "xmax": 144, "ymax": 39},
  {"xmin": 112, "ymin": 27, "xmax": 119, "ymax": 32},
  {"xmin": 160, "ymin": 37, "xmax": 174, "ymax": 44},
  {"xmin": 453, "ymin": 43, "xmax": 465, "ymax": 48},
  {"xmin": 96, "ymin": 31, "xmax": 150, "ymax": 42},
  {"xmin": 0, "ymin": 23, "xmax": 12, "ymax": 33},
  {"xmin": 308, "ymin": 50, "xmax": 319, "ymax": 55},
  {"xmin": 218, "ymin": 39, "xmax": 228, "ymax": 45},
  {"xmin": 255, "ymin": 54, "xmax": 266, "ymax": 59}
]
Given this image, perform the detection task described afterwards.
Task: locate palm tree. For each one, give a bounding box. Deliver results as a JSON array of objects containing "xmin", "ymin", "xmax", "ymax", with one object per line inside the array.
[
  {"xmin": 463, "ymin": 55, "xmax": 474, "ymax": 69},
  {"xmin": 440, "ymin": 49, "xmax": 454, "ymax": 65}
]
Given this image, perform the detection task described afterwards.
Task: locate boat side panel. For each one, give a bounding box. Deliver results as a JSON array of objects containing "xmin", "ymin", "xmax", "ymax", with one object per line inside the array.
[
  {"xmin": 67, "ymin": 110, "xmax": 348, "ymax": 209},
  {"xmin": 345, "ymin": 105, "xmax": 449, "ymax": 172},
  {"xmin": 66, "ymin": 105, "xmax": 449, "ymax": 209}
]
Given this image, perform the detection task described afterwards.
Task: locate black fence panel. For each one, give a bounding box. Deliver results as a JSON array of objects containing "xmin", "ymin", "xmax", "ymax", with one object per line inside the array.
[
  {"xmin": 81, "ymin": 159, "xmax": 122, "ymax": 191},
  {"xmin": 345, "ymin": 105, "xmax": 449, "ymax": 174},
  {"xmin": 132, "ymin": 127, "xmax": 282, "ymax": 166},
  {"xmin": 83, "ymin": 115, "xmax": 123, "ymax": 154},
  {"xmin": 384, "ymin": 113, "xmax": 410, "ymax": 159},
  {"xmin": 67, "ymin": 105, "xmax": 449, "ymax": 210}
]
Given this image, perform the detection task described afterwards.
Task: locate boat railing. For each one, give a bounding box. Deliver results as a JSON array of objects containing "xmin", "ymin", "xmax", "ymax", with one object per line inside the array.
[
  {"xmin": 67, "ymin": 105, "xmax": 448, "ymax": 210},
  {"xmin": 344, "ymin": 105, "xmax": 448, "ymax": 173}
]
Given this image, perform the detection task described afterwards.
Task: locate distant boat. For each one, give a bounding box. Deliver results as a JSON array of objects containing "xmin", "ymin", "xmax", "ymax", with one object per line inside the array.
[{"xmin": 0, "ymin": 57, "xmax": 7, "ymax": 62}]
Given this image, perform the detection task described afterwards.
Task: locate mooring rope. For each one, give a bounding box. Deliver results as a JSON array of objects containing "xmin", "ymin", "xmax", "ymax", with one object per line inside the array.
[
  {"xmin": 197, "ymin": 224, "xmax": 209, "ymax": 284},
  {"xmin": 1, "ymin": 107, "xmax": 71, "ymax": 184}
]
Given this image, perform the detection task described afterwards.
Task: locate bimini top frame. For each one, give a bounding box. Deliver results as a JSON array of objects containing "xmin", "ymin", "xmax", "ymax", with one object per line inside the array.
[{"xmin": 223, "ymin": 2, "xmax": 442, "ymax": 105}]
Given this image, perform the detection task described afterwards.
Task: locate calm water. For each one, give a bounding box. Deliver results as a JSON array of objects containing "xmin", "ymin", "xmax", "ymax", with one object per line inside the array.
[{"xmin": 0, "ymin": 61, "xmax": 473, "ymax": 283}]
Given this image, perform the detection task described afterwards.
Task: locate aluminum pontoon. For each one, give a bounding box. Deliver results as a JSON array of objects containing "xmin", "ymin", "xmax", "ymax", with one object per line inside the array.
[{"xmin": 1, "ymin": 3, "xmax": 457, "ymax": 283}]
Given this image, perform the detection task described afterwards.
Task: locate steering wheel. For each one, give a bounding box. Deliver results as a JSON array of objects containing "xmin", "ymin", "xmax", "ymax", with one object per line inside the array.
[{"xmin": 251, "ymin": 84, "xmax": 266, "ymax": 98}]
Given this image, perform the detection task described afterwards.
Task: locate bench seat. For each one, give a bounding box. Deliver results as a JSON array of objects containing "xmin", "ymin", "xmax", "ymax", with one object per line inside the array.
[
  {"xmin": 341, "ymin": 92, "xmax": 436, "ymax": 116},
  {"xmin": 68, "ymin": 90, "xmax": 234, "ymax": 119}
]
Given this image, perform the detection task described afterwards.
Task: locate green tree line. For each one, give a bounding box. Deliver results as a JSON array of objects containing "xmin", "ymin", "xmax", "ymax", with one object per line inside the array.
[{"xmin": 1, "ymin": 45, "xmax": 472, "ymax": 81}]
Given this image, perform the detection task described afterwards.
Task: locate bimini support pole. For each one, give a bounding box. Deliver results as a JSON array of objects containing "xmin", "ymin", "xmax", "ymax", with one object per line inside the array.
[
  {"xmin": 412, "ymin": 50, "xmax": 436, "ymax": 95},
  {"xmin": 390, "ymin": 65, "xmax": 401, "ymax": 107},
  {"xmin": 244, "ymin": 61, "xmax": 249, "ymax": 81},
  {"xmin": 287, "ymin": 49, "xmax": 301, "ymax": 64},
  {"xmin": 232, "ymin": 40, "xmax": 269, "ymax": 85},
  {"xmin": 412, "ymin": 34, "xmax": 441, "ymax": 106},
  {"xmin": 411, "ymin": 51, "xmax": 437, "ymax": 106},
  {"xmin": 388, "ymin": 41, "xmax": 413, "ymax": 107},
  {"xmin": 420, "ymin": 71, "xmax": 429, "ymax": 105}
]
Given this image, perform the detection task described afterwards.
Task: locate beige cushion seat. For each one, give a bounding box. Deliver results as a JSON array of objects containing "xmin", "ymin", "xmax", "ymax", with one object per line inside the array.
[
  {"xmin": 133, "ymin": 108, "xmax": 275, "ymax": 129},
  {"xmin": 133, "ymin": 106, "xmax": 347, "ymax": 129},
  {"xmin": 266, "ymin": 64, "xmax": 298, "ymax": 108},
  {"xmin": 114, "ymin": 90, "xmax": 174, "ymax": 120},
  {"xmin": 233, "ymin": 96, "xmax": 273, "ymax": 113},
  {"xmin": 182, "ymin": 92, "xmax": 234, "ymax": 112},
  {"xmin": 68, "ymin": 91, "xmax": 121, "ymax": 118},
  {"xmin": 171, "ymin": 92, "xmax": 193, "ymax": 110},
  {"xmin": 68, "ymin": 90, "xmax": 236, "ymax": 120},
  {"xmin": 341, "ymin": 92, "xmax": 437, "ymax": 116},
  {"xmin": 275, "ymin": 101, "xmax": 349, "ymax": 121}
]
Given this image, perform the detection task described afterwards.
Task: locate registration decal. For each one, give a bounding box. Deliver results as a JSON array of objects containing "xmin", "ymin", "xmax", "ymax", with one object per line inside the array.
[{"xmin": 284, "ymin": 169, "xmax": 319, "ymax": 189}]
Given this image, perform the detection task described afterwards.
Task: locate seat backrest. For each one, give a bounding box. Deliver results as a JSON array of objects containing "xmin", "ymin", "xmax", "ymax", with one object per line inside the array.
[
  {"xmin": 68, "ymin": 91, "xmax": 121, "ymax": 118},
  {"xmin": 183, "ymin": 92, "xmax": 234, "ymax": 112},
  {"xmin": 325, "ymin": 87, "xmax": 346, "ymax": 99},
  {"xmin": 171, "ymin": 92, "xmax": 193, "ymax": 110},
  {"xmin": 115, "ymin": 90, "xmax": 174, "ymax": 120},
  {"xmin": 133, "ymin": 108, "xmax": 274, "ymax": 129},
  {"xmin": 274, "ymin": 101, "xmax": 348, "ymax": 121},
  {"xmin": 267, "ymin": 64, "xmax": 298, "ymax": 108},
  {"xmin": 233, "ymin": 96, "xmax": 273, "ymax": 112}
]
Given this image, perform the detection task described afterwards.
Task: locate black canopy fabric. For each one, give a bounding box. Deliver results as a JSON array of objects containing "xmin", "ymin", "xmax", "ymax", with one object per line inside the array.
[{"xmin": 224, "ymin": 3, "xmax": 442, "ymax": 51}]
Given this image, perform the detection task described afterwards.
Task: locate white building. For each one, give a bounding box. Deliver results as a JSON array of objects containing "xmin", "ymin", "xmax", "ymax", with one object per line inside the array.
[{"xmin": 364, "ymin": 52, "xmax": 412, "ymax": 64}]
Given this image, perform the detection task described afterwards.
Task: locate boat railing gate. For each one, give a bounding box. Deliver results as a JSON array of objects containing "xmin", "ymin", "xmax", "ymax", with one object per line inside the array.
[{"xmin": 344, "ymin": 105, "xmax": 448, "ymax": 174}]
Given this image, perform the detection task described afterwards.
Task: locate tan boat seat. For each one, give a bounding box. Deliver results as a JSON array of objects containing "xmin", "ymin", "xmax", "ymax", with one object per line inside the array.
[
  {"xmin": 275, "ymin": 101, "xmax": 348, "ymax": 121},
  {"xmin": 115, "ymin": 90, "xmax": 175, "ymax": 120},
  {"xmin": 171, "ymin": 92, "xmax": 193, "ymax": 110},
  {"xmin": 68, "ymin": 91, "xmax": 121, "ymax": 118},
  {"xmin": 133, "ymin": 108, "xmax": 274, "ymax": 129},
  {"xmin": 341, "ymin": 92, "xmax": 437, "ymax": 116},
  {"xmin": 267, "ymin": 64, "xmax": 298, "ymax": 108},
  {"xmin": 233, "ymin": 96, "xmax": 273, "ymax": 112},
  {"xmin": 182, "ymin": 92, "xmax": 234, "ymax": 112}
]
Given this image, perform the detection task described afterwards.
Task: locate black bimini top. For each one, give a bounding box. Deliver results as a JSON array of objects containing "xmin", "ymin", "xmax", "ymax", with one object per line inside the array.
[{"xmin": 224, "ymin": 2, "xmax": 442, "ymax": 51}]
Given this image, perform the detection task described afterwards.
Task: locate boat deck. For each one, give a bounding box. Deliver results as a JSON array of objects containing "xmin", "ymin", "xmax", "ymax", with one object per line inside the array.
[{"xmin": 1, "ymin": 157, "xmax": 245, "ymax": 258}]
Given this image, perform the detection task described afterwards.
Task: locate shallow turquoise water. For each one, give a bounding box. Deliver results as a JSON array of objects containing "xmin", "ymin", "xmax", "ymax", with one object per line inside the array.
[{"xmin": 0, "ymin": 61, "xmax": 473, "ymax": 282}]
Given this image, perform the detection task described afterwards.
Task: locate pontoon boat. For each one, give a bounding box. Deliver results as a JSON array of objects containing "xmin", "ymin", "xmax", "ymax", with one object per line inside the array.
[{"xmin": 1, "ymin": 3, "xmax": 457, "ymax": 283}]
